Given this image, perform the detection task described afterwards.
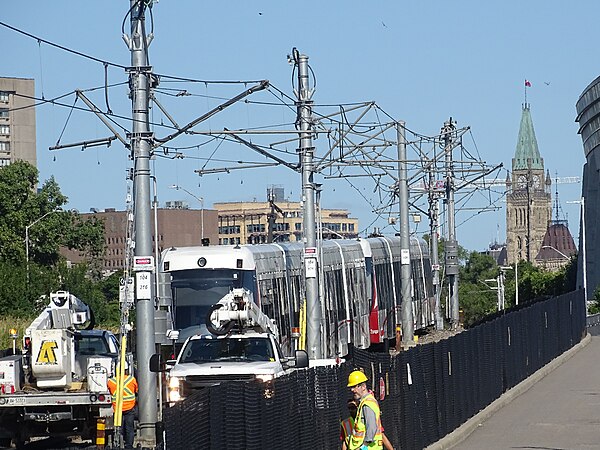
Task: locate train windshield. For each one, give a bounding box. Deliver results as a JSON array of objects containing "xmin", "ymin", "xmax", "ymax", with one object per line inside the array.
[{"xmin": 170, "ymin": 268, "xmax": 256, "ymax": 331}]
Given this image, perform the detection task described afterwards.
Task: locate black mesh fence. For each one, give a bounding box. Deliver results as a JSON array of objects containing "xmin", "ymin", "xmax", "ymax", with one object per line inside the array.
[{"xmin": 163, "ymin": 290, "xmax": 586, "ymax": 450}]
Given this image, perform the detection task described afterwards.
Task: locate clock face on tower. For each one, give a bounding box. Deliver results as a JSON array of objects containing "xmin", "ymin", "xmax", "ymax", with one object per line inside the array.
[
  {"xmin": 532, "ymin": 174, "xmax": 541, "ymax": 188},
  {"xmin": 517, "ymin": 175, "xmax": 527, "ymax": 189}
]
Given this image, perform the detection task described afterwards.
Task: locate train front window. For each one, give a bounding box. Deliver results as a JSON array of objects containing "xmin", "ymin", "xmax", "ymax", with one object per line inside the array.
[{"xmin": 170, "ymin": 269, "xmax": 255, "ymax": 330}]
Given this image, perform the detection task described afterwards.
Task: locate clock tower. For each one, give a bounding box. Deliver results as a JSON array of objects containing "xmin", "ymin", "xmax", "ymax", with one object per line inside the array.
[{"xmin": 506, "ymin": 104, "xmax": 552, "ymax": 265}]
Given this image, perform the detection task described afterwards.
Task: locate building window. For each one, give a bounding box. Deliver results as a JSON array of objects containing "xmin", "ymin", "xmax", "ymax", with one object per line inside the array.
[
  {"xmin": 0, "ymin": 142, "xmax": 9, "ymax": 153},
  {"xmin": 295, "ymin": 222, "xmax": 302, "ymax": 231},
  {"xmin": 0, "ymin": 158, "xmax": 9, "ymax": 167},
  {"xmin": 0, "ymin": 125, "xmax": 8, "ymax": 135},
  {"xmin": 0, "ymin": 109, "xmax": 8, "ymax": 119},
  {"xmin": 0, "ymin": 92, "xmax": 9, "ymax": 102},
  {"xmin": 349, "ymin": 224, "xmax": 355, "ymax": 231},
  {"xmin": 247, "ymin": 224, "xmax": 265, "ymax": 233}
]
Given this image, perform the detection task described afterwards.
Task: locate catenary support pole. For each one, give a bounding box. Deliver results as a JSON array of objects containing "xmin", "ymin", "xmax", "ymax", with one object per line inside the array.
[
  {"xmin": 428, "ymin": 165, "xmax": 444, "ymax": 330},
  {"xmin": 126, "ymin": 1, "xmax": 157, "ymax": 446},
  {"xmin": 295, "ymin": 50, "xmax": 322, "ymax": 358},
  {"xmin": 442, "ymin": 119, "xmax": 460, "ymax": 329},
  {"xmin": 397, "ymin": 122, "xmax": 414, "ymax": 345}
]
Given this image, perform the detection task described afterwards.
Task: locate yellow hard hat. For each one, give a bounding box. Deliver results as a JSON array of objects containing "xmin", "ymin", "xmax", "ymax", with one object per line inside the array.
[{"xmin": 347, "ymin": 370, "xmax": 368, "ymax": 387}]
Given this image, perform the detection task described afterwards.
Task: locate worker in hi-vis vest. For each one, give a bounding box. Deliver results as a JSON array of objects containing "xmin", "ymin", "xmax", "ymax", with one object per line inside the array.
[
  {"xmin": 107, "ymin": 361, "xmax": 138, "ymax": 449},
  {"xmin": 341, "ymin": 398, "xmax": 359, "ymax": 450},
  {"xmin": 347, "ymin": 370, "xmax": 383, "ymax": 450}
]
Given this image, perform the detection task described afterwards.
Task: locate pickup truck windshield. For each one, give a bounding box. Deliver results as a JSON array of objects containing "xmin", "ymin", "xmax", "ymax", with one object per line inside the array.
[
  {"xmin": 75, "ymin": 335, "xmax": 114, "ymax": 356},
  {"xmin": 179, "ymin": 337, "xmax": 275, "ymax": 363}
]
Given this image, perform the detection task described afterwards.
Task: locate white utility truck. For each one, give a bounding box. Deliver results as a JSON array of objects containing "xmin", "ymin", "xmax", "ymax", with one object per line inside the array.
[
  {"xmin": 0, "ymin": 291, "xmax": 119, "ymax": 448},
  {"xmin": 152, "ymin": 288, "xmax": 308, "ymax": 404}
]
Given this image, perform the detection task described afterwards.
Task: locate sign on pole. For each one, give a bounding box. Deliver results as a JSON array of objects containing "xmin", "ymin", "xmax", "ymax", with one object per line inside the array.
[
  {"xmin": 135, "ymin": 272, "xmax": 152, "ymax": 300},
  {"xmin": 119, "ymin": 277, "xmax": 135, "ymax": 304}
]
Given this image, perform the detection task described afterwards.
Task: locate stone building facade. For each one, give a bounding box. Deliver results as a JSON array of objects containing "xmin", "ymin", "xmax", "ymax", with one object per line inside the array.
[{"xmin": 506, "ymin": 104, "xmax": 552, "ymax": 265}]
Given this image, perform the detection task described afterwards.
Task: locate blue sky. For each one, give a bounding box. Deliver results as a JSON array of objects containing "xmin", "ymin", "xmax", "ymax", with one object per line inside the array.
[{"xmin": 2, "ymin": 1, "xmax": 596, "ymax": 251}]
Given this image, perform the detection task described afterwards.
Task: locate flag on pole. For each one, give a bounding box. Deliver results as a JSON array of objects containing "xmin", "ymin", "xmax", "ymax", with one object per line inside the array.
[{"xmin": 525, "ymin": 79, "xmax": 532, "ymax": 87}]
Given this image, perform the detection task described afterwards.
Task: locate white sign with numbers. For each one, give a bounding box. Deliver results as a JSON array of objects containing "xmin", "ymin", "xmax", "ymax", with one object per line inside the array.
[
  {"xmin": 135, "ymin": 271, "xmax": 152, "ymax": 300},
  {"xmin": 305, "ymin": 257, "xmax": 317, "ymax": 278}
]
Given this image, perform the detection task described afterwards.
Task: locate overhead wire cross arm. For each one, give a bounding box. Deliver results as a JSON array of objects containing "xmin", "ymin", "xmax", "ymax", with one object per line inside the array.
[
  {"xmin": 74, "ymin": 90, "xmax": 129, "ymax": 146},
  {"xmin": 154, "ymin": 79, "xmax": 270, "ymax": 145},
  {"xmin": 225, "ymin": 129, "xmax": 300, "ymax": 172}
]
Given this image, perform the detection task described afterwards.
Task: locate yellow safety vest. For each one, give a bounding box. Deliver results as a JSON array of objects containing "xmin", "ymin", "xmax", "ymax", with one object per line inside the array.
[
  {"xmin": 341, "ymin": 417, "xmax": 355, "ymax": 446},
  {"xmin": 349, "ymin": 393, "xmax": 383, "ymax": 450},
  {"xmin": 107, "ymin": 375, "xmax": 138, "ymax": 412}
]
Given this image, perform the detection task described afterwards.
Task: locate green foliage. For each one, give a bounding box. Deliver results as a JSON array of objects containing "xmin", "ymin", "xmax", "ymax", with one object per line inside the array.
[
  {"xmin": 457, "ymin": 251, "xmax": 580, "ymax": 327},
  {"xmin": 587, "ymin": 287, "xmax": 600, "ymax": 315},
  {"xmin": 59, "ymin": 262, "xmax": 121, "ymax": 328},
  {"xmin": 458, "ymin": 252, "xmax": 500, "ymax": 326},
  {"xmin": 0, "ymin": 161, "xmax": 111, "ymax": 324}
]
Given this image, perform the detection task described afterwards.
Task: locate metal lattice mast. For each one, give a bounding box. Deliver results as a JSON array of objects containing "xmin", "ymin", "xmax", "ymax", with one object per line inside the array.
[
  {"xmin": 442, "ymin": 119, "xmax": 460, "ymax": 329},
  {"xmin": 125, "ymin": 1, "xmax": 157, "ymax": 445},
  {"xmin": 294, "ymin": 50, "xmax": 322, "ymax": 359},
  {"xmin": 428, "ymin": 165, "xmax": 444, "ymax": 330}
]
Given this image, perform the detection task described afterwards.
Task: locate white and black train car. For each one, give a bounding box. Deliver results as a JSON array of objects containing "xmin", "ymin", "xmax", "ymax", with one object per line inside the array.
[{"xmin": 157, "ymin": 236, "xmax": 434, "ymax": 359}]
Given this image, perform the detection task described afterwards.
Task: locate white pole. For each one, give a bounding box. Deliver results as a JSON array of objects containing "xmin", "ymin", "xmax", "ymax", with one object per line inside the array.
[
  {"xmin": 515, "ymin": 257, "xmax": 519, "ymax": 306},
  {"xmin": 201, "ymin": 197, "xmax": 205, "ymax": 240},
  {"xmin": 581, "ymin": 197, "xmax": 588, "ymax": 307}
]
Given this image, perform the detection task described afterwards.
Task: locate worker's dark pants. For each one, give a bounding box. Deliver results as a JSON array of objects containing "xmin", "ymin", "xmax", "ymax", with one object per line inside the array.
[{"xmin": 122, "ymin": 406, "xmax": 137, "ymax": 449}]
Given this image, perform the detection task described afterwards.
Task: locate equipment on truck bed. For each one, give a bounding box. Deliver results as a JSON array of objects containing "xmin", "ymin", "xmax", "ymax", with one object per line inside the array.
[
  {"xmin": 0, "ymin": 291, "xmax": 118, "ymax": 447},
  {"xmin": 205, "ymin": 288, "xmax": 279, "ymax": 337}
]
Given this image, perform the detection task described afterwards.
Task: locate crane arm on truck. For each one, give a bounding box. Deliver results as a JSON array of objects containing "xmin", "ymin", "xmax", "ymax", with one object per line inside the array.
[
  {"xmin": 206, "ymin": 288, "xmax": 279, "ymax": 338},
  {"xmin": 25, "ymin": 290, "xmax": 94, "ymax": 337}
]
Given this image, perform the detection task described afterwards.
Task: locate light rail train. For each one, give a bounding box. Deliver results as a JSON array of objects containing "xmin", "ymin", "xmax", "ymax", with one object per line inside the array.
[{"xmin": 156, "ymin": 236, "xmax": 435, "ymax": 359}]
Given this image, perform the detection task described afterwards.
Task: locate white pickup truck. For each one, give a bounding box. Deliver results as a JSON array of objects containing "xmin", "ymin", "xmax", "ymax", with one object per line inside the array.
[
  {"xmin": 151, "ymin": 288, "xmax": 309, "ymax": 404},
  {"xmin": 166, "ymin": 330, "xmax": 307, "ymax": 402}
]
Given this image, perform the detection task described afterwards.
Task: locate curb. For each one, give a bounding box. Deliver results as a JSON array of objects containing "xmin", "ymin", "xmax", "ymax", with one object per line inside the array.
[{"xmin": 425, "ymin": 332, "xmax": 592, "ymax": 450}]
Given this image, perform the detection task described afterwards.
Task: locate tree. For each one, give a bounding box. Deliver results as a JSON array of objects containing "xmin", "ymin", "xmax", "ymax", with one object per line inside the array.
[
  {"xmin": 458, "ymin": 251, "xmax": 499, "ymax": 326},
  {"xmin": 0, "ymin": 161, "xmax": 105, "ymax": 311}
]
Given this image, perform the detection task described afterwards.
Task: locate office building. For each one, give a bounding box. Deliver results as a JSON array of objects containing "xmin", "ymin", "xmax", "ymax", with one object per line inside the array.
[{"xmin": 0, "ymin": 77, "xmax": 36, "ymax": 167}]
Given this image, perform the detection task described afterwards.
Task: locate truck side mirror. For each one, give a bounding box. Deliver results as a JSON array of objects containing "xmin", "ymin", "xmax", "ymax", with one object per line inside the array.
[
  {"xmin": 294, "ymin": 350, "xmax": 309, "ymax": 369},
  {"xmin": 149, "ymin": 354, "xmax": 163, "ymax": 373}
]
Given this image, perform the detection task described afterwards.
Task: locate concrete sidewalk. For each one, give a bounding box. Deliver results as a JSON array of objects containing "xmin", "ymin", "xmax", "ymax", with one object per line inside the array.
[{"xmin": 428, "ymin": 333, "xmax": 600, "ymax": 450}]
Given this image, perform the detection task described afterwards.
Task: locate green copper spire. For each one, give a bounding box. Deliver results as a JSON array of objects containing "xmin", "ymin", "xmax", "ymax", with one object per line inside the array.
[{"xmin": 513, "ymin": 104, "xmax": 543, "ymax": 170}]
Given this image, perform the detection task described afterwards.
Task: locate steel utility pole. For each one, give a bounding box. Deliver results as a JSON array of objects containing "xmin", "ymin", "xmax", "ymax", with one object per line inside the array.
[
  {"xmin": 428, "ymin": 165, "xmax": 444, "ymax": 330},
  {"xmin": 397, "ymin": 122, "xmax": 414, "ymax": 346},
  {"xmin": 124, "ymin": 1, "xmax": 157, "ymax": 446},
  {"xmin": 442, "ymin": 119, "xmax": 460, "ymax": 329},
  {"xmin": 294, "ymin": 50, "xmax": 322, "ymax": 358}
]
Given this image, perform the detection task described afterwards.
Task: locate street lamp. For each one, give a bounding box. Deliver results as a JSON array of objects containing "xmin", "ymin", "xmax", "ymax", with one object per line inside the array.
[
  {"xmin": 540, "ymin": 245, "xmax": 571, "ymax": 260},
  {"xmin": 169, "ymin": 185, "xmax": 204, "ymax": 239},
  {"xmin": 26, "ymin": 208, "xmax": 62, "ymax": 285}
]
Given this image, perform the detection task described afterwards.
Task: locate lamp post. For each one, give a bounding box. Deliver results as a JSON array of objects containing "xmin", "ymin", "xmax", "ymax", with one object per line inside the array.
[
  {"xmin": 169, "ymin": 185, "xmax": 204, "ymax": 239},
  {"xmin": 540, "ymin": 245, "xmax": 571, "ymax": 261},
  {"xmin": 26, "ymin": 209, "xmax": 61, "ymax": 285}
]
